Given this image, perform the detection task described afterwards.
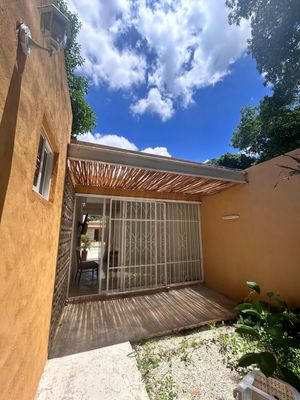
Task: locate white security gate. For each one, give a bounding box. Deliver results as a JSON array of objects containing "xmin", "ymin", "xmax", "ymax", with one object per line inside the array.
[{"xmin": 105, "ymin": 199, "xmax": 202, "ymax": 293}]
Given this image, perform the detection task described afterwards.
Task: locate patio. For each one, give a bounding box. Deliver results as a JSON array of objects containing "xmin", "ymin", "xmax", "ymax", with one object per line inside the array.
[{"xmin": 49, "ymin": 283, "xmax": 236, "ymax": 358}]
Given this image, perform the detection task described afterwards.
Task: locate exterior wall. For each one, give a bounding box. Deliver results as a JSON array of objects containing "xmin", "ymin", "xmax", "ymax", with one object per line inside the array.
[
  {"xmin": 201, "ymin": 150, "xmax": 300, "ymax": 307},
  {"xmin": 49, "ymin": 170, "xmax": 75, "ymax": 345},
  {"xmin": 0, "ymin": 1, "xmax": 72, "ymax": 399}
]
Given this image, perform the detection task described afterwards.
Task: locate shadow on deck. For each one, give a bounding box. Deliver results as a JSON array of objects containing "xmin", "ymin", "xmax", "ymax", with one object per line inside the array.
[{"xmin": 49, "ymin": 284, "xmax": 236, "ymax": 359}]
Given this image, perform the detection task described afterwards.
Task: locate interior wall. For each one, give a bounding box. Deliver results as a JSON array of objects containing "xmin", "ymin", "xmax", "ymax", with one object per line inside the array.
[
  {"xmin": 201, "ymin": 150, "xmax": 300, "ymax": 307},
  {"xmin": 0, "ymin": 1, "xmax": 72, "ymax": 399}
]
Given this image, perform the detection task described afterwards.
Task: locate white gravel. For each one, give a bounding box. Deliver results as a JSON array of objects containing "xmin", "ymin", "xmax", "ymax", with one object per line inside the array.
[{"xmin": 134, "ymin": 326, "xmax": 240, "ymax": 400}]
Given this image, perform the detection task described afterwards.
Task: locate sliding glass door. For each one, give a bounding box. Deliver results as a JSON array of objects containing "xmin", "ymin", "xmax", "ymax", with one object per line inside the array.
[
  {"xmin": 69, "ymin": 196, "xmax": 202, "ymax": 298},
  {"xmin": 106, "ymin": 199, "xmax": 202, "ymax": 293}
]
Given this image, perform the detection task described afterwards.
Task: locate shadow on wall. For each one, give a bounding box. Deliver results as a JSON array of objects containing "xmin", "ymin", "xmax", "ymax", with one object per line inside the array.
[{"xmin": 0, "ymin": 35, "xmax": 26, "ymax": 222}]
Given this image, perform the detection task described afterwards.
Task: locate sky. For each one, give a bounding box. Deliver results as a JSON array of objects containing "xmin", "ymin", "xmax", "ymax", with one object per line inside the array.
[{"xmin": 67, "ymin": 0, "xmax": 270, "ymax": 163}]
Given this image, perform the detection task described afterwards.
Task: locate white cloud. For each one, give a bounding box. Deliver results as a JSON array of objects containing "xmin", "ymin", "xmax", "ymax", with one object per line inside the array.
[
  {"xmin": 68, "ymin": 0, "xmax": 250, "ymax": 120},
  {"xmin": 135, "ymin": 0, "xmax": 250, "ymax": 107},
  {"xmin": 79, "ymin": 132, "xmax": 172, "ymax": 156},
  {"xmin": 79, "ymin": 132, "xmax": 138, "ymax": 151},
  {"xmin": 130, "ymin": 88, "xmax": 174, "ymax": 121},
  {"xmin": 68, "ymin": 0, "xmax": 146, "ymax": 89},
  {"xmin": 142, "ymin": 146, "xmax": 171, "ymax": 157}
]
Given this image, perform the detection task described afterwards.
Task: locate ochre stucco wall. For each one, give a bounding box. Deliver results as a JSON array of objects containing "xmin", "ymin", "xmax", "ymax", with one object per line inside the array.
[
  {"xmin": 201, "ymin": 150, "xmax": 300, "ymax": 307},
  {"xmin": 0, "ymin": 1, "xmax": 72, "ymax": 399}
]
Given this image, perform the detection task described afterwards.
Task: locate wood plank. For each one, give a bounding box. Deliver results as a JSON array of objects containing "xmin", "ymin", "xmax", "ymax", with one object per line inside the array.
[
  {"xmin": 74, "ymin": 184, "xmax": 202, "ymax": 202},
  {"xmin": 49, "ymin": 284, "xmax": 236, "ymax": 358}
]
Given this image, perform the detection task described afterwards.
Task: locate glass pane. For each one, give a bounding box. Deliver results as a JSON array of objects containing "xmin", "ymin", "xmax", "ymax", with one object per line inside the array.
[
  {"xmin": 39, "ymin": 149, "xmax": 49, "ymax": 195},
  {"xmin": 52, "ymin": 14, "xmax": 66, "ymax": 43},
  {"xmin": 33, "ymin": 136, "xmax": 44, "ymax": 188},
  {"xmin": 41, "ymin": 149, "xmax": 54, "ymax": 199},
  {"xmin": 40, "ymin": 11, "xmax": 52, "ymax": 35}
]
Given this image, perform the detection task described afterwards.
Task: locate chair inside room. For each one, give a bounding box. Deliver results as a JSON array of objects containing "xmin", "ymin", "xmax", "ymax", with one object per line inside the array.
[{"xmin": 75, "ymin": 250, "xmax": 99, "ymax": 284}]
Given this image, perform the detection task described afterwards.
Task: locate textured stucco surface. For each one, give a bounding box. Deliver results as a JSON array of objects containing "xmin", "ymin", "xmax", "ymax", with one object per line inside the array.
[
  {"xmin": 0, "ymin": 1, "xmax": 72, "ymax": 399},
  {"xmin": 36, "ymin": 342, "xmax": 149, "ymax": 400},
  {"xmin": 201, "ymin": 150, "xmax": 300, "ymax": 306}
]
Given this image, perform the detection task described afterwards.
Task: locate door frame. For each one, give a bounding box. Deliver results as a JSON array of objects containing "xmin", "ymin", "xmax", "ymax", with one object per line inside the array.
[{"xmin": 67, "ymin": 194, "xmax": 204, "ymax": 299}]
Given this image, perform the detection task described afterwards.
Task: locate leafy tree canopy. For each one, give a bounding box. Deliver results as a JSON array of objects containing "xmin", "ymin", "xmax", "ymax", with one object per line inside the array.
[
  {"xmin": 57, "ymin": 0, "xmax": 96, "ymax": 137},
  {"xmin": 209, "ymin": 152, "xmax": 256, "ymax": 170},
  {"xmin": 226, "ymin": 0, "xmax": 300, "ymax": 100},
  {"xmin": 222, "ymin": 0, "xmax": 300, "ymax": 162},
  {"xmin": 232, "ymin": 104, "xmax": 300, "ymax": 161}
]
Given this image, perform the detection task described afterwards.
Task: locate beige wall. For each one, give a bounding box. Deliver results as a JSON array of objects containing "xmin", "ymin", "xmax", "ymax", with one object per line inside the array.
[
  {"xmin": 201, "ymin": 150, "xmax": 300, "ymax": 307},
  {"xmin": 0, "ymin": 1, "xmax": 72, "ymax": 399}
]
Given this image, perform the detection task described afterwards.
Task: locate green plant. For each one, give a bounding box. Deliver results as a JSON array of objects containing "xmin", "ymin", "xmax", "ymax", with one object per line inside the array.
[
  {"xmin": 213, "ymin": 0, "xmax": 300, "ymax": 164},
  {"xmin": 155, "ymin": 374, "xmax": 177, "ymax": 400},
  {"xmin": 235, "ymin": 281, "xmax": 300, "ymax": 391},
  {"xmin": 57, "ymin": 0, "xmax": 96, "ymax": 137},
  {"xmin": 216, "ymin": 326, "xmax": 259, "ymax": 374},
  {"xmin": 80, "ymin": 234, "xmax": 91, "ymax": 251},
  {"xmin": 209, "ymin": 152, "xmax": 256, "ymax": 169}
]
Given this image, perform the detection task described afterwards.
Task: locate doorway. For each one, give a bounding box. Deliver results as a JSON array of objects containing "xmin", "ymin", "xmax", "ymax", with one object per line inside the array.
[{"xmin": 68, "ymin": 196, "xmax": 203, "ymax": 298}]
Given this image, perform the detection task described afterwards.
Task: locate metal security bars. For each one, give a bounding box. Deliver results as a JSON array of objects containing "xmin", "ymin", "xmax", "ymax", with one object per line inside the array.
[
  {"xmin": 165, "ymin": 202, "xmax": 202, "ymax": 285},
  {"xmin": 70, "ymin": 195, "xmax": 203, "ymax": 297},
  {"xmin": 105, "ymin": 198, "xmax": 202, "ymax": 294}
]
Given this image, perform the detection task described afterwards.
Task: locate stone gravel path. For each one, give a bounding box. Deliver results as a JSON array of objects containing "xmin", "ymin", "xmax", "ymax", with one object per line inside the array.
[{"xmin": 134, "ymin": 326, "xmax": 240, "ymax": 400}]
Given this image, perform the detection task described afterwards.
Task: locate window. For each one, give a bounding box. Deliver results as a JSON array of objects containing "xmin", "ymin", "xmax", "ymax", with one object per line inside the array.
[{"xmin": 33, "ymin": 132, "xmax": 53, "ymax": 200}]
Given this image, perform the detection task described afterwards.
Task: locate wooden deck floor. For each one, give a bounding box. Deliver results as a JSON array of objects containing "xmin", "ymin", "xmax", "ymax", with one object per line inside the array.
[{"xmin": 49, "ymin": 284, "xmax": 236, "ymax": 359}]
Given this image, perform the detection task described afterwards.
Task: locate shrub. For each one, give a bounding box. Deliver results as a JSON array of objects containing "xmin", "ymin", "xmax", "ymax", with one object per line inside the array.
[
  {"xmin": 80, "ymin": 234, "xmax": 91, "ymax": 251},
  {"xmin": 235, "ymin": 282, "xmax": 300, "ymax": 391}
]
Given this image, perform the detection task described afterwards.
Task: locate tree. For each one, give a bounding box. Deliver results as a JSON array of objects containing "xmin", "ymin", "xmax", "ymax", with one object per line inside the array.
[
  {"xmin": 57, "ymin": 0, "xmax": 96, "ymax": 137},
  {"xmin": 209, "ymin": 152, "xmax": 256, "ymax": 169},
  {"xmin": 226, "ymin": 0, "xmax": 300, "ymax": 100},
  {"xmin": 224, "ymin": 0, "xmax": 300, "ymax": 162},
  {"xmin": 231, "ymin": 106, "xmax": 264, "ymax": 155},
  {"xmin": 231, "ymin": 102, "xmax": 300, "ymax": 161}
]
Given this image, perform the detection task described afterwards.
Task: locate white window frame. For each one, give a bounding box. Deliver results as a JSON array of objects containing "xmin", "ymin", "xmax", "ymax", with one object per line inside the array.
[{"xmin": 33, "ymin": 131, "xmax": 53, "ymax": 200}]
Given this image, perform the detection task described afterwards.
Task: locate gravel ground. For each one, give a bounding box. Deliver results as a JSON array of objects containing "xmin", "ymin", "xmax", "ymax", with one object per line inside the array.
[{"xmin": 134, "ymin": 326, "xmax": 240, "ymax": 400}]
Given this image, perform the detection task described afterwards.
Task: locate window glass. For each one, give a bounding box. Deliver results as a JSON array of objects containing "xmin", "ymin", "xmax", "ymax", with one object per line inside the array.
[
  {"xmin": 33, "ymin": 136, "xmax": 44, "ymax": 187},
  {"xmin": 33, "ymin": 132, "xmax": 53, "ymax": 200}
]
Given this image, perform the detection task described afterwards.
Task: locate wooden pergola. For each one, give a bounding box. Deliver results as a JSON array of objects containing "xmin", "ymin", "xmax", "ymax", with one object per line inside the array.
[{"xmin": 67, "ymin": 141, "xmax": 247, "ymax": 201}]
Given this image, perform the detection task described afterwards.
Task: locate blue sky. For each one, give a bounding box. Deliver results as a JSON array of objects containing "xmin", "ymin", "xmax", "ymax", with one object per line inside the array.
[
  {"xmin": 87, "ymin": 56, "xmax": 269, "ymax": 162},
  {"xmin": 68, "ymin": 0, "xmax": 270, "ymax": 162}
]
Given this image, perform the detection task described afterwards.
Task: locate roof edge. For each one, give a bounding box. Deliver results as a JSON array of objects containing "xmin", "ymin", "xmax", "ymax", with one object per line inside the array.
[{"xmin": 68, "ymin": 141, "xmax": 247, "ymax": 184}]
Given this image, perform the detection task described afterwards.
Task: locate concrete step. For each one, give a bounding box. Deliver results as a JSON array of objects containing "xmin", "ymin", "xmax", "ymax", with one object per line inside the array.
[{"xmin": 36, "ymin": 342, "xmax": 148, "ymax": 400}]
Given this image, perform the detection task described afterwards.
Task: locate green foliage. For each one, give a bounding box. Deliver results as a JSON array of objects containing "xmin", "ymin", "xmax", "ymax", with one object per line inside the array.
[
  {"xmin": 134, "ymin": 341, "xmax": 178, "ymax": 399},
  {"xmin": 235, "ymin": 282, "xmax": 300, "ymax": 391},
  {"xmin": 57, "ymin": 0, "xmax": 96, "ymax": 137},
  {"xmin": 87, "ymin": 215, "xmax": 102, "ymax": 221},
  {"xmin": 231, "ymin": 106, "xmax": 264, "ymax": 155},
  {"xmin": 80, "ymin": 234, "xmax": 91, "ymax": 250},
  {"xmin": 235, "ymin": 325, "xmax": 260, "ymax": 339},
  {"xmin": 177, "ymin": 337, "xmax": 202, "ymax": 362},
  {"xmin": 134, "ymin": 336, "xmax": 204, "ymax": 399},
  {"xmin": 246, "ymin": 281, "xmax": 261, "ymax": 294},
  {"xmin": 209, "ymin": 152, "xmax": 256, "ymax": 169},
  {"xmin": 231, "ymin": 103, "xmax": 300, "ymax": 161},
  {"xmin": 216, "ymin": 326, "xmax": 260, "ymax": 373},
  {"xmin": 155, "ymin": 375, "xmax": 177, "ymax": 400},
  {"xmin": 226, "ymin": 0, "xmax": 300, "ymax": 99},
  {"xmin": 225, "ymin": 0, "xmax": 300, "ymax": 163}
]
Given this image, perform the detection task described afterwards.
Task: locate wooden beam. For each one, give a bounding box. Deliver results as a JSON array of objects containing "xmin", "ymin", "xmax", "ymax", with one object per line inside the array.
[
  {"xmin": 74, "ymin": 184, "xmax": 202, "ymax": 202},
  {"xmin": 68, "ymin": 141, "xmax": 247, "ymax": 183}
]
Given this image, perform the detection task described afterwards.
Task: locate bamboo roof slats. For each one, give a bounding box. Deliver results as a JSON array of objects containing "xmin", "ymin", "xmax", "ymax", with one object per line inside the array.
[{"xmin": 68, "ymin": 159, "xmax": 242, "ymax": 197}]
